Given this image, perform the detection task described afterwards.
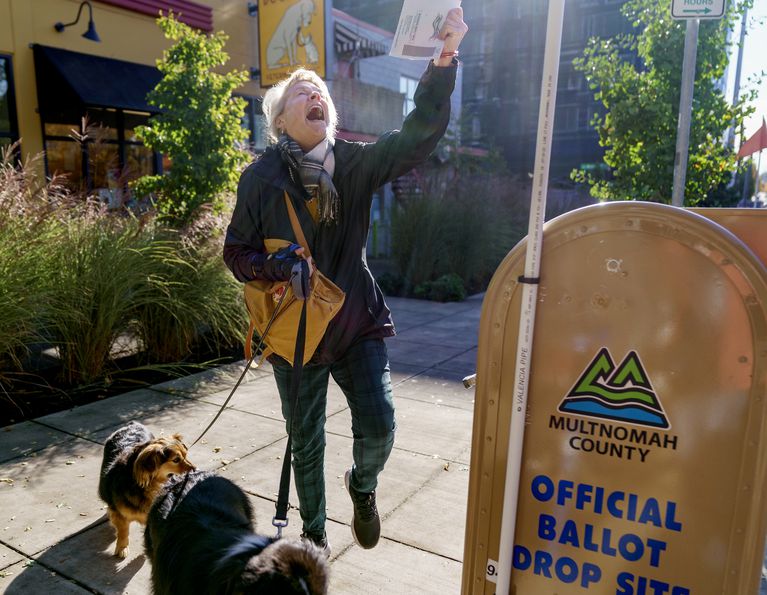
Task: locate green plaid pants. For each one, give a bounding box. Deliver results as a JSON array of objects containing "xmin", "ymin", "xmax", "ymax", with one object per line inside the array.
[{"xmin": 272, "ymin": 338, "xmax": 395, "ymax": 536}]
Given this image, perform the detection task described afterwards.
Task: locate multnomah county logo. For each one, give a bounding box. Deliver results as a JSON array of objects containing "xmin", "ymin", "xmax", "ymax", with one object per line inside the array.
[{"xmin": 558, "ymin": 348, "xmax": 670, "ymax": 430}]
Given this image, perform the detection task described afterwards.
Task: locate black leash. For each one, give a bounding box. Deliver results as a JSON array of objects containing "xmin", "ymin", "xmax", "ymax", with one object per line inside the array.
[
  {"xmin": 189, "ymin": 281, "xmax": 292, "ymax": 448},
  {"xmin": 272, "ymin": 297, "xmax": 306, "ymax": 537},
  {"xmin": 184, "ymin": 265, "xmax": 308, "ymax": 539}
]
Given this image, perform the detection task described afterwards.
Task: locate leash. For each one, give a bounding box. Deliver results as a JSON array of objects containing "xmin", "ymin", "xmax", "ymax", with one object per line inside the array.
[
  {"xmin": 184, "ymin": 263, "xmax": 308, "ymax": 540},
  {"xmin": 189, "ymin": 280, "xmax": 292, "ymax": 449},
  {"xmin": 272, "ymin": 297, "xmax": 306, "ymax": 538}
]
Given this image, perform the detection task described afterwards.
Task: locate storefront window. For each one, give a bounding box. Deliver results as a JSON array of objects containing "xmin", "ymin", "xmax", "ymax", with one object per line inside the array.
[
  {"xmin": 0, "ymin": 55, "xmax": 19, "ymax": 149},
  {"xmin": 45, "ymin": 139, "xmax": 84, "ymax": 188},
  {"xmin": 42, "ymin": 107, "xmax": 157, "ymax": 201}
]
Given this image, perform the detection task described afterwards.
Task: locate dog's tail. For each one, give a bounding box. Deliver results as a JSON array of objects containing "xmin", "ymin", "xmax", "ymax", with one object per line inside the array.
[{"xmin": 215, "ymin": 535, "xmax": 329, "ymax": 594}]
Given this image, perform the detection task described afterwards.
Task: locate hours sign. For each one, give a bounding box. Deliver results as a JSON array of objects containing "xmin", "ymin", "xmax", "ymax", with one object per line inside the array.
[{"xmin": 671, "ymin": 0, "xmax": 726, "ymax": 19}]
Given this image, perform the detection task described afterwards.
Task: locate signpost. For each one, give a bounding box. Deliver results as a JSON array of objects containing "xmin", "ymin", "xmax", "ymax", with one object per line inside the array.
[
  {"xmin": 669, "ymin": 0, "xmax": 726, "ymax": 207},
  {"xmin": 671, "ymin": 0, "xmax": 725, "ymax": 19}
]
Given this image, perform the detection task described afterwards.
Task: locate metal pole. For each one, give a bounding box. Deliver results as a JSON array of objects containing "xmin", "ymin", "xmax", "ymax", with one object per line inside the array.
[
  {"xmin": 493, "ymin": 1, "xmax": 565, "ymax": 594},
  {"xmin": 671, "ymin": 18, "xmax": 700, "ymax": 208},
  {"xmin": 731, "ymin": 7, "xmax": 748, "ymax": 200},
  {"xmin": 727, "ymin": 7, "xmax": 748, "ymax": 149}
]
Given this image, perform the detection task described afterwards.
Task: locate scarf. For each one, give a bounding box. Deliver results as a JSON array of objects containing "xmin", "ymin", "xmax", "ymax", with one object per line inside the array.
[{"xmin": 277, "ymin": 134, "xmax": 339, "ymax": 225}]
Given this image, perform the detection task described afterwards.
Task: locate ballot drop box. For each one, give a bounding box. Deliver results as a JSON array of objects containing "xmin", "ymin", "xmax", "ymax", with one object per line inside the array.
[{"xmin": 462, "ymin": 202, "xmax": 767, "ymax": 594}]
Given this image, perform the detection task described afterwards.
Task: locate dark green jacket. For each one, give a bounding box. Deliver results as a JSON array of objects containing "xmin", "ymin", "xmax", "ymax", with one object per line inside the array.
[{"xmin": 224, "ymin": 60, "xmax": 457, "ymax": 364}]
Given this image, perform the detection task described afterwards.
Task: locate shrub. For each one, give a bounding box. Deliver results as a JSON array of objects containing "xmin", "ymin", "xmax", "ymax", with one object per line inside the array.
[
  {"xmin": 0, "ymin": 145, "xmax": 247, "ymax": 391},
  {"xmin": 414, "ymin": 273, "xmax": 466, "ymax": 302},
  {"xmin": 376, "ymin": 271, "xmax": 405, "ymax": 297},
  {"xmin": 135, "ymin": 207, "xmax": 246, "ymax": 363},
  {"xmin": 390, "ymin": 172, "xmax": 527, "ymax": 298},
  {"xmin": 45, "ymin": 212, "xmax": 167, "ymax": 385},
  {"xmin": 134, "ymin": 14, "xmax": 250, "ymax": 225},
  {"xmin": 0, "ymin": 147, "xmax": 68, "ymax": 374}
]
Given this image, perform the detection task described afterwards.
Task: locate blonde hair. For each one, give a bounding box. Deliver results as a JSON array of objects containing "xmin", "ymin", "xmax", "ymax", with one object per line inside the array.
[{"xmin": 262, "ymin": 69, "xmax": 338, "ymax": 145}]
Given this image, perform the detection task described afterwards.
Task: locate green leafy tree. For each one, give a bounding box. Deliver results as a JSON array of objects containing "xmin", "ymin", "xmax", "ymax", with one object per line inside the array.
[
  {"xmin": 134, "ymin": 14, "xmax": 250, "ymax": 224},
  {"xmin": 572, "ymin": 0, "xmax": 759, "ymax": 204}
]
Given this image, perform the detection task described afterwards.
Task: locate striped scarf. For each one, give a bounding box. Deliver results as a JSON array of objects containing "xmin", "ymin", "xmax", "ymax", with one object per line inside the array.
[{"xmin": 277, "ymin": 134, "xmax": 339, "ymax": 225}]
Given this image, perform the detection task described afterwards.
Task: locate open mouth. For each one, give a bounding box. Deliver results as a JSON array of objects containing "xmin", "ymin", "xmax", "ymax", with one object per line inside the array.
[{"xmin": 307, "ymin": 105, "xmax": 325, "ymax": 122}]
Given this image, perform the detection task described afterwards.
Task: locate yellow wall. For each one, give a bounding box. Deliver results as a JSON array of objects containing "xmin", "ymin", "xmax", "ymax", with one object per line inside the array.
[{"xmin": 0, "ymin": 0, "xmax": 263, "ymax": 164}]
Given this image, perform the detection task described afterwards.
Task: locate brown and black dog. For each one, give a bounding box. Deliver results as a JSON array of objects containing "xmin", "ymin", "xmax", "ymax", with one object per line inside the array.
[
  {"xmin": 98, "ymin": 421, "xmax": 195, "ymax": 558},
  {"xmin": 145, "ymin": 470, "xmax": 328, "ymax": 594}
]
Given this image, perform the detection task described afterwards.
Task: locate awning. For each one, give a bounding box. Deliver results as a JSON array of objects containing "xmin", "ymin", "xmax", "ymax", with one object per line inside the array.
[
  {"xmin": 334, "ymin": 22, "xmax": 388, "ymax": 59},
  {"xmin": 32, "ymin": 45, "xmax": 162, "ymax": 116}
]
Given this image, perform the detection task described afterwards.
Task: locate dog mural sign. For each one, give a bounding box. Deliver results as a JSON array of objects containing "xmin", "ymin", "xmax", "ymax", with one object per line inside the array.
[
  {"xmin": 461, "ymin": 202, "xmax": 767, "ymax": 594},
  {"xmin": 258, "ymin": 0, "xmax": 326, "ymax": 86}
]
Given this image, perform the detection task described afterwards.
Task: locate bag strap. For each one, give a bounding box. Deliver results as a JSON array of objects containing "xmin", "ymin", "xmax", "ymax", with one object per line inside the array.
[{"xmin": 283, "ymin": 191, "xmax": 312, "ymax": 259}]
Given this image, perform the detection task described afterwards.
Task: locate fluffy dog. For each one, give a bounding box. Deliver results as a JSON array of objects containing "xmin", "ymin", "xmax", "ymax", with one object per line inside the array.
[
  {"xmin": 145, "ymin": 470, "xmax": 329, "ymax": 595},
  {"xmin": 98, "ymin": 421, "xmax": 195, "ymax": 558}
]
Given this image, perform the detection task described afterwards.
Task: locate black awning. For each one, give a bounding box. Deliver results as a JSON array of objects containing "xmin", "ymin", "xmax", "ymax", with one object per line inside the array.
[
  {"xmin": 334, "ymin": 22, "xmax": 388, "ymax": 59},
  {"xmin": 33, "ymin": 44, "xmax": 162, "ymax": 116}
]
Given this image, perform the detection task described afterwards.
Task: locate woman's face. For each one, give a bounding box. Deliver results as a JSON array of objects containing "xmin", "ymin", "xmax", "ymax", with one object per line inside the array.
[{"xmin": 276, "ymin": 81, "xmax": 330, "ymax": 152}]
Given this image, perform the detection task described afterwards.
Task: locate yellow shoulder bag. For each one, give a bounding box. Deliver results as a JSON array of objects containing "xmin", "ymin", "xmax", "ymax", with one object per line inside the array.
[{"xmin": 243, "ymin": 192, "xmax": 346, "ymax": 365}]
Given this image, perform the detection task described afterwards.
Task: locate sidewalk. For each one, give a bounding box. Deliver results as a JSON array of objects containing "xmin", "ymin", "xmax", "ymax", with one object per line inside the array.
[{"xmin": 0, "ymin": 295, "xmax": 483, "ymax": 595}]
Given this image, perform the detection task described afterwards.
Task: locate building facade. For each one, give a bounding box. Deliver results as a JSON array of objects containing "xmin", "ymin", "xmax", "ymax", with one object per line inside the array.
[
  {"xmin": 0, "ymin": 0, "xmax": 267, "ymax": 193},
  {"xmin": 462, "ymin": 0, "xmax": 633, "ymax": 180},
  {"xmin": 328, "ymin": 7, "xmax": 462, "ymax": 256},
  {"xmin": 1, "ymin": 0, "xmax": 453, "ymax": 255},
  {"xmin": 337, "ymin": 0, "xmax": 634, "ymax": 180}
]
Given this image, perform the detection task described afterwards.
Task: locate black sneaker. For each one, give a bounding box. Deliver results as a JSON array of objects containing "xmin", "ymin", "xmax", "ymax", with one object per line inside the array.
[
  {"xmin": 300, "ymin": 531, "xmax": 331, "ymax": 558},
  {"xmin": 344, "ymin": 470, "xmax": 380, "ymax": 549}
]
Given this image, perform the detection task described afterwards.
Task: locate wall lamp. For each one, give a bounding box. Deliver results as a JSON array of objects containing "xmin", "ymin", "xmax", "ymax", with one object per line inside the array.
[{"xmin": 54, "ymin": 1, "xmax": 101, "ymax": 42}]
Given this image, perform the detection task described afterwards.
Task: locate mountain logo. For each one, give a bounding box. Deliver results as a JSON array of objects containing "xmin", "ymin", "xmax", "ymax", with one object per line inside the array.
[{"xmin": 558, "ymin": 348, "xmax": 670, "ymax": 430}]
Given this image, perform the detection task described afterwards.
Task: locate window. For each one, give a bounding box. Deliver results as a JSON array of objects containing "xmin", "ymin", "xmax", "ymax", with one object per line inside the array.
[
  {"xmin": 557, "ymin": 105, "xmax": 581, "ymax": 131},
  {"xmin": 42, "ymin": 108, "xmax": 157, "ymax": 202},
  {"xmin": 0, "ymin": 55, "xmax": 19, "ymax": 151},
  {"xmin": 578, "ymin": 107, "xmax": 590, "ymax": 130},
  {"xmin": 400, "ymin": 76, "xmax": 418, "ymax": 117},
  {"xmin": 472, "ymin": 115, "xmax": 481, "ymax": 140},
  {"xmin": 240, "ymin": 96, "xmax": 267, "ymax": 152}
]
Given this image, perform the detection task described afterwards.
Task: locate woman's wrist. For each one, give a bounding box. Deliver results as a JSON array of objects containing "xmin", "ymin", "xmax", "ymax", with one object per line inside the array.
[{"xmin": 435, "ymin": 50, "xmax": 459, "ymax": 67}]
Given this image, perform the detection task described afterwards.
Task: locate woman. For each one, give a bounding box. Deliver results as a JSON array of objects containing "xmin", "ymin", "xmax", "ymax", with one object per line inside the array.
[{"xmin": 223, "ymin": 8, "xmax": 467, "ymax": 557}]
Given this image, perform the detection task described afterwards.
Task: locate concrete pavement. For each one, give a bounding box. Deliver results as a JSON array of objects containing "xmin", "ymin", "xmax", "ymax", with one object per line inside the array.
[{"xmin": 0, "ymin": 295, "xmax": 482, "ymax": 595}]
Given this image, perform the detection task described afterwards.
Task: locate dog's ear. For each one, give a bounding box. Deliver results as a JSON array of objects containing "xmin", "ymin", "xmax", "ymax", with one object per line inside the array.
[
  {"xmin": 134, "ymin": 444, "xmax": 163, "ymax": 489},
  {"xmin": 171, "ymin": 434, "xmax": 189, "ymax": 451}
]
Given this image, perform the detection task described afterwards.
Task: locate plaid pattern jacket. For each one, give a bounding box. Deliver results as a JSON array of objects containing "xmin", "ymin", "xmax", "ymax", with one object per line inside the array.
[{"xmin": 224, "ymin": 60, "xmax": 457, "ymax": 365}]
